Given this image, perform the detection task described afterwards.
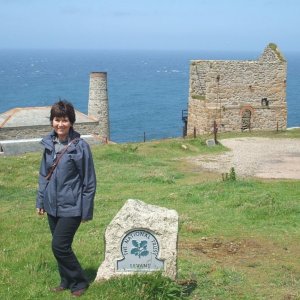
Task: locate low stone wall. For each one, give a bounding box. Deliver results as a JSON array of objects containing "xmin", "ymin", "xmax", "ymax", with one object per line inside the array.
[{"xmin": 0, "ymin": 122, "xmax": 102, "ymax": 141}]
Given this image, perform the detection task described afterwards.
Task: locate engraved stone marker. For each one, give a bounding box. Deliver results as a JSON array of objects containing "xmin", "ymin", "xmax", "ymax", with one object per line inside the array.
[
  {"xmin": 95, "ymin": 199, "xmax": 178, "ymax": 281},
  {"xmin": 206, "ymin": 139, "xmax": 216, "ymax": 147}
]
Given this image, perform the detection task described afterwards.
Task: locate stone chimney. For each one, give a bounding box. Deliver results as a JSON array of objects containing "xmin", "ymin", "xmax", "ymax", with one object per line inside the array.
[{"xmin": 88, "ymin": 72, "xmax": 110, "ymax": 140}]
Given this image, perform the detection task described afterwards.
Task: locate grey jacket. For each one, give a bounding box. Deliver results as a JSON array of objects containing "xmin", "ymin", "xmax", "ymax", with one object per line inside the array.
[{"xmin": 36, "ymin": 129, "xmax": 96, "ymax": 220}]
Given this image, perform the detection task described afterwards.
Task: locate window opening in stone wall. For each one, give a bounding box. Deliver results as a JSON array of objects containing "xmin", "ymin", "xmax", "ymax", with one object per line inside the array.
[
  {"xmin": 261, "ymin": 98, "xmax": 269, "ymax": 107},
  {"xmin": 241, "ymin": 109, "xmax": 251, "ymax": 131}
]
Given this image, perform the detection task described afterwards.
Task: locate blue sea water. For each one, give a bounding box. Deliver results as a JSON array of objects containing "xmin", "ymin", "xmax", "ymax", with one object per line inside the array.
[{"xmin": 0, "ymin": 49, "xmax": 299, "ymax": 143}]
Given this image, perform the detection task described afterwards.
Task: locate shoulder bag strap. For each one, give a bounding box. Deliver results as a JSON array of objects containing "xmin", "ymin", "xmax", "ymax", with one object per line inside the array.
[{"xmin": 45, "ymin": 138, "xmax": 79, "ymax": 180}]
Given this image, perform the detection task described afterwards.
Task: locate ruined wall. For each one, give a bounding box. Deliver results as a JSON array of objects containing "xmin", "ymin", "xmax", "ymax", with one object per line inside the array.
[{"xmin": 187, "ymin": 44, "xmax": 287, "ymax": 135}]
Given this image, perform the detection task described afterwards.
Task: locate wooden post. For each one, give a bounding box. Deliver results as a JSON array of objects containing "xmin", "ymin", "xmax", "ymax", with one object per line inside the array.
[
  {"xmin": 144, "ymin": 132, "xmax": 146, "ymax": 142},
  {"xmin": 193, "ymin": 127, "xmax": 196, "ymax": 139},
  {"xmin": 213, "ymin": 121, "xmax": 218, "ymax": 144}
]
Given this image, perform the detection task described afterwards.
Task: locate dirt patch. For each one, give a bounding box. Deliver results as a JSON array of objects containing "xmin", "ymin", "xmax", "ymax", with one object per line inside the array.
[
  {"xmin": 178, "ymin": 236, "xmax": 298, "ymax": 272},
  {"xmin": 186, "ymin": 137, "xmax": 300, "ymax": 179},
  {"xmin": 179, "ymin": 237, "xmax": 300, "ymax": 299},
  {"xmin": 180, "ymin": 238, "xmax": 264, "ymax": 261}
]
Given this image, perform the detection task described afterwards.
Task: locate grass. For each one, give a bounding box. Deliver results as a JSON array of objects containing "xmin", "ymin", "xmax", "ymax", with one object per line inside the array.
[
  {"xmin": 215, "ymin": 128, "xmax": 300, "ymax": 140},
  {"xmin": 191, "ymin": 95, "xmax": 206, "ymax": 101},
  {"xmin": 0, "ymin": 133, "xmax": 299, "ymax": 299}
]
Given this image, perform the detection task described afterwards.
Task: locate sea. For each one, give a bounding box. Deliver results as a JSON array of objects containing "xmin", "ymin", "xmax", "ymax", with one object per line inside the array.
[{"xmin": 0, "ymin": 49, "xmax": 299, "ymax": 143}]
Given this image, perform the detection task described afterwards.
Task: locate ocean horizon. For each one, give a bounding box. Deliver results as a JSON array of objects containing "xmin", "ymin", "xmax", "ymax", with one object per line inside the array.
[{"xmin": 0, "ymin": 49, "xmax": 299, "ymax": 143}]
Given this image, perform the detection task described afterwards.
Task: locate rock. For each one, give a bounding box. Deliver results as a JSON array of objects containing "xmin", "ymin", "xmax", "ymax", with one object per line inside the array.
[
  {"xmin": 206, "ymin": 139, "xmax": 216, "ymax": 147},
  {"xmin": 95, "ymin": 199, "xmax": 179, "ymax": 281}
]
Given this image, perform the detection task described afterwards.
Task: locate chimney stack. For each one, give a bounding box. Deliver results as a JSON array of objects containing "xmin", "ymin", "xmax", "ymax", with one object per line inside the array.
[{"xmin": 88, "ymin": 72, "xmax": 110, "ymax": 140}]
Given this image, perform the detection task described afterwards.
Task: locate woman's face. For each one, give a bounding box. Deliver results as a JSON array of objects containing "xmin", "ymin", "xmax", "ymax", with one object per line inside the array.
[{"xmin": 52, "ymin": 116, "xmax": 72, "ymax": 140}]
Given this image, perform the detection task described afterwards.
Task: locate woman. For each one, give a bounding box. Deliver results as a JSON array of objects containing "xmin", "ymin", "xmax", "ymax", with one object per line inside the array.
[{"xmin": 36, "ymin": 100, "xmax": 96, "ymax": 297}]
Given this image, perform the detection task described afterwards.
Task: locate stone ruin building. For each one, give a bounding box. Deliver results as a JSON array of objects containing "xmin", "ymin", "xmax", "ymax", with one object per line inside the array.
[
  {"xmin": 0, "ymin": 72, "xmax": 109, "ymax": 155},
  {"xmin": 186, "ymin": 43, "xmax": 287, "ymax": 135}
]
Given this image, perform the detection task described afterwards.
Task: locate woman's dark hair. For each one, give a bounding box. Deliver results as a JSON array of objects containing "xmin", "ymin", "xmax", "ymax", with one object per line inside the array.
[{"xmin": 50, "ymin": 100, "xmax": 76, "ymax": 125}]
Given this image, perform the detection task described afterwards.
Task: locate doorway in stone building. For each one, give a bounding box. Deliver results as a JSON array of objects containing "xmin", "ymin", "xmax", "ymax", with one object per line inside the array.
[{"xmin": 241, "ymin": 109, "xmax": 251, "ymax": 130}]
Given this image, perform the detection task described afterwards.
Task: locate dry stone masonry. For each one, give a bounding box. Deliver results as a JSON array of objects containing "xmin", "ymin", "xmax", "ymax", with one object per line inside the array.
[
  {"xmin": 88, "ymin": 72, "xmax": 110, "ymax": 140},
  {"xmin": 187, "ymin": 43, "xmax": 287, "ymax": 135},
  {"xmin": 95, "ymin": 199, "xmax": 179, "ymax": 281}
]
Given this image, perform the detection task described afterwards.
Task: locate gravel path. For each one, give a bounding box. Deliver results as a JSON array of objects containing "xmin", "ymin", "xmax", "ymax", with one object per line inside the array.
[{"xmin": 187, "ymin": 137, "xmax": 300, "ymax": 179}]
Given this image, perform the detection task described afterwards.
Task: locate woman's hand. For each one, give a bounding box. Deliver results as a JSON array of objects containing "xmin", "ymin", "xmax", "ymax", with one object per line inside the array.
[{"xmin": 36, "ymin": 208, "xmax": 45, "ymax": 215}]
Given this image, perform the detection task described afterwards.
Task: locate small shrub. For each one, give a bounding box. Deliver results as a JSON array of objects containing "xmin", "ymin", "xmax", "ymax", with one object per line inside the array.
[
  {"xmin": 222, "ymin": 167, "xmax": 237, "ymax": 181},
  {"xmin": 229, "ymin": 167, "xmax": 236, "ymax": 181}
]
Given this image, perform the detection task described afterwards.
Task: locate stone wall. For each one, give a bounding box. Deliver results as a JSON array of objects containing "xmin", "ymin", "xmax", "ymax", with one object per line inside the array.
[
  {"xmin": 0, "ymin": 122, "xmax": 100, "ymax": 140},
  {"xmin": 88, "ymin": 72, "xmax": 110, "ymax": 140},
  {"xmin": 187, "ymin": 43, "xmax": 287, "ymax": 135}
]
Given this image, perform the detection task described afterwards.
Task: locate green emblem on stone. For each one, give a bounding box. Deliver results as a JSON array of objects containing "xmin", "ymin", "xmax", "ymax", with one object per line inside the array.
[
  {"xmin": 131, "ymin": 240, "xmax": 149, "ymax": 258},
  {"xmin": 117, "ymin": 229, "xmax": 164, "ymax": 272}
]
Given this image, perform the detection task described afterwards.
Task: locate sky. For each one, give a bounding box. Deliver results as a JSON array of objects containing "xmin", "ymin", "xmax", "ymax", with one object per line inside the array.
[{"xmin": 0, "ymin": 0, "xmax": 299, "ymax": 52}]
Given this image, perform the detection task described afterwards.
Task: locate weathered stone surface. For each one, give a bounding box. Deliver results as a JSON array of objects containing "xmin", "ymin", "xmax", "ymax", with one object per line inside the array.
[
  {"xmin": 0, "ymin": 123, "xmax": 100, "ymax": 141},
  {"xmin": 95, "ymin": 199, "xmax": 178, "ymax": 281},
  {"xmin": 206, "ymin": 139, "xmax": 216, "ymax": 147},
  {"xmin": 88, "ymin": 72, "xmax": 110, "ymax": 139},
  {"xmin": 187, "ymin": 43, "xmax": 287, "ymax": 135}
]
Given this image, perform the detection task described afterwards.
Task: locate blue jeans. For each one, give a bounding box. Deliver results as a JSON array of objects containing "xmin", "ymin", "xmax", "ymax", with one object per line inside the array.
[{"xmin": 47, "ymin": 214, "xmax": 89, "ymax": 292}]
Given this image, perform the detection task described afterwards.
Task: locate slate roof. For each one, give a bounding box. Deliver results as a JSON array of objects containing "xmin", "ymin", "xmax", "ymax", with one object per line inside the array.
[{"xmin": 0, "ymin": 106, "xmax": 96, "ymax": 128}]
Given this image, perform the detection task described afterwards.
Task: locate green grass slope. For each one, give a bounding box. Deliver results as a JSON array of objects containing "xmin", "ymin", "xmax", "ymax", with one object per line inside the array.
[{"xmin": 0, "ymin": 132, "xmax": 299, "ymax": 299}]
